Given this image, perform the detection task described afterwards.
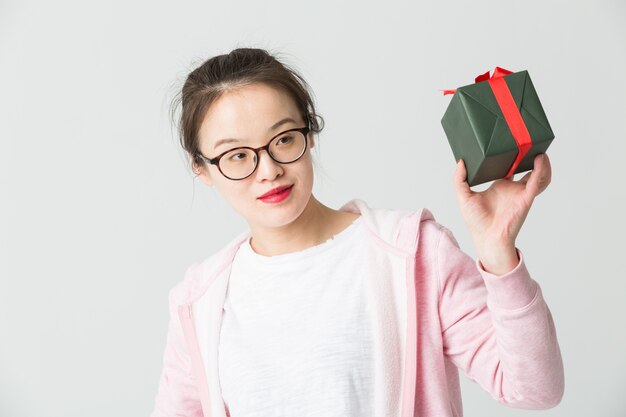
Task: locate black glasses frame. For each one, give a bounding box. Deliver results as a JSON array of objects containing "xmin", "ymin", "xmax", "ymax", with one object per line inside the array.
[{"xmin": 196, "ymin": 126, "xmax": 310, "ymax": 181}]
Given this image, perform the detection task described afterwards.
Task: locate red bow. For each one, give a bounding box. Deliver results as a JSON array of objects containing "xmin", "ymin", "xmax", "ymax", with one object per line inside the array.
[{"xmin": 442, "ymin": 66, "xmax": 513, "ymax": 95}]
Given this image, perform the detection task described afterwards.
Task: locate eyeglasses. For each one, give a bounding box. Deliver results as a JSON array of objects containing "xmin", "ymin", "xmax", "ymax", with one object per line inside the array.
[{"xmin": 196, "ymin": 126, "xmax": 310, "ymax": 180}]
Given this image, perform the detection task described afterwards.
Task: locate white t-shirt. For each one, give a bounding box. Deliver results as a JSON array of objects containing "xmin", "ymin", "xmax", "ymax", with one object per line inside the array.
[{"xmin": 218, "ymin": 216, "xmax": 374, "ymax": 417}]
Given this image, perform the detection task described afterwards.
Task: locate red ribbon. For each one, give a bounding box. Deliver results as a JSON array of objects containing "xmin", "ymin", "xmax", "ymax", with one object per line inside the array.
[{"xmin": 443, "ymin": 67, "xmax": 533, "ymax": 179}]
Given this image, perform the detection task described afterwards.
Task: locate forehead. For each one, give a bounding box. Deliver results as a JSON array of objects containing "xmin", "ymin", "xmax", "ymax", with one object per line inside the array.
[{"xmin": 198, "ymin": 83, "xmax": 302, "ymax": 151}]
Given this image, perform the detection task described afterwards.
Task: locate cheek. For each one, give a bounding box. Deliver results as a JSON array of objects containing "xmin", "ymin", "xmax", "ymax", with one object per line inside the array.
[
  {"xmin": 300, "ymin": 156, "xmax": 315, "ymax": 185},
  {"xmin": 214, "ymin": 180, "xmax": 248, "ymax": 207}
]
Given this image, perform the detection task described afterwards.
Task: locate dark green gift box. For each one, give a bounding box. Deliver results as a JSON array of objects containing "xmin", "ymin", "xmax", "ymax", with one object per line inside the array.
[{"xmin": 441, "ymin": 69, "xmax": 554, "ymax": 186}]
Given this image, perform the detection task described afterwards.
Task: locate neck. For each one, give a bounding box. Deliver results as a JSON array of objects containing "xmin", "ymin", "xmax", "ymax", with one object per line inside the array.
[{"xmin": 248, "ymin": 195, "xmax": 355, "ymax": 257}]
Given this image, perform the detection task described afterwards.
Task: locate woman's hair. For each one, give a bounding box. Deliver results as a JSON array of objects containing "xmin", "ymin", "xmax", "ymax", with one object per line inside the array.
[{"xmin": 171, "ymin": 48, "xmax": 325, "ymax": 174}]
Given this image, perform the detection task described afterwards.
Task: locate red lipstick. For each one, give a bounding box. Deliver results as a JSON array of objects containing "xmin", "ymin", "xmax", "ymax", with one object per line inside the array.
[{"xmin": 258, "ymin": 185, "xmax": 293, "ymax": 203}]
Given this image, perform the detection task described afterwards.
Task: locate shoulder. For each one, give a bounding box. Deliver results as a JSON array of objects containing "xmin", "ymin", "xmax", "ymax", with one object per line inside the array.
[
  {"xmin": 168, "ymin": 229, "xmax": 251, "ymax": 306},
  {"xmin": 340, "ymin": 198, "xmax": 449, "ymax": 255}
]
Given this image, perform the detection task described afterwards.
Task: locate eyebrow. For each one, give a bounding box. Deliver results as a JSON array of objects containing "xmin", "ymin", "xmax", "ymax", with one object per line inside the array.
[{"xmin": 212, "ymin": 117, "xmax": 298, "ymax": 151}]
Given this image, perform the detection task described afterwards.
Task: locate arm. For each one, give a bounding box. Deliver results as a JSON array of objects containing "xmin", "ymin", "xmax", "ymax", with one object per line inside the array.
[
  {"xmin": 151, "ymin": 278, "xmax": 203, "ymax": 417},
  {"xmin": 437, "ymin": 225, "xmax": 564, "ymax": 409}
]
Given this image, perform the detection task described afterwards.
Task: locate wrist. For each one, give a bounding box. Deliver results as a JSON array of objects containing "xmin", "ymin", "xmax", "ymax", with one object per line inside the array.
[{"xmin": 476, "ymin": 242, "xmax": 519, "ymax": 276}]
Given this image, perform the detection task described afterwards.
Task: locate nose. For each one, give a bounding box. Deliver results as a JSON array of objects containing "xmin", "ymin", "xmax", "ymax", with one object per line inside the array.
[{"xmin": 254, "ymin": 149, "xmax": 283, "ymax": 181}]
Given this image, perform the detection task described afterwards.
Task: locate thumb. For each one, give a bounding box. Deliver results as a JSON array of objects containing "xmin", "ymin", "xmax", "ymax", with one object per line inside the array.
[{"xmin": 453, "ymin": 159, "xmax": 472, "ymax": 200}]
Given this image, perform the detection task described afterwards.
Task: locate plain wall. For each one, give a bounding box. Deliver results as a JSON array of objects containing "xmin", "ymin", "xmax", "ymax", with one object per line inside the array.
[{"xmin": 1, "ymin": 0, "xmax": 625, "ymax": 416}]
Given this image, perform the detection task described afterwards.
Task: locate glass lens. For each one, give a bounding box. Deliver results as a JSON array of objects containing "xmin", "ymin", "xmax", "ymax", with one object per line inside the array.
[
  {"xmin": 218, "ymin": 130, "xmax": 307, "ymax": 179},
  {"xmin": 220, "ymin": 148, "xmax": 257, "ymax": 179},
  {"xmin": 269, "ymin": 130, "xmax": 306, "ymax": 163}
]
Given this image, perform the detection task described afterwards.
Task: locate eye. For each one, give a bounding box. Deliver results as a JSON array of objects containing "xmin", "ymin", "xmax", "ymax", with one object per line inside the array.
[
  {"xmin": 228, "ymin": 152, "xmax": 248, "ymax": 162},
  {"xmin": 276, "ymin": 135, "xmax": 294, "ymax": 145}
]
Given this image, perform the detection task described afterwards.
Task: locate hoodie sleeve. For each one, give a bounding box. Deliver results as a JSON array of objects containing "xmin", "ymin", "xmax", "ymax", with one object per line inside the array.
[
  {"xmin": 150, "ymin": 266, "xmax": 204, "ymax": 417},
  {"xmin": 435, "ymin": 225, "xmax": 564, "ymax": 409}
]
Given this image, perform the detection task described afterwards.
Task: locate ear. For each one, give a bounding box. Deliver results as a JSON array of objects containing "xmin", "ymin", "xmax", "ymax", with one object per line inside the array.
[
  {"xmin": 309, "ymin": 132, "xmax": 315, "ymax": 149},
  {"xmin": 193, "ymin": 161, "xmax": 213, "ymax": 187}
]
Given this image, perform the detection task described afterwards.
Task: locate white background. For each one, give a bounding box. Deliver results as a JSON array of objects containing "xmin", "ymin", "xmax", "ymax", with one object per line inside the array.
[{"xmin": 1, "ymin": 0, "xmax": 625, "ymax": 416}]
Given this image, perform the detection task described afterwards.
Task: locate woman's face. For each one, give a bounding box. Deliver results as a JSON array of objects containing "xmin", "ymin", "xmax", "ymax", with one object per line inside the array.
[{"xmin": 196, "ymin": 82, "xmax": 316, "ymax": 231}]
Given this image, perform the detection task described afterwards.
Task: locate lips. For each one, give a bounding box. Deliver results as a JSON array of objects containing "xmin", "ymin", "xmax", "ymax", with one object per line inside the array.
[{"xmin": 258, "ymin": 185, "xmax": 293, "ymax": 199}]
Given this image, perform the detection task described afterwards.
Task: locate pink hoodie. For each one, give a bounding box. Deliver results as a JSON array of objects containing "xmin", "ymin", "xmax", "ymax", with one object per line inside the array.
[{"xmin": 151, "ymin": 199, "xmax": 564, "ymax": 417}]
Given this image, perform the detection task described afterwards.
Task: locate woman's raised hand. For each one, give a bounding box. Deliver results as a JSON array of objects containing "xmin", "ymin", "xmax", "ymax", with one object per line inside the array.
[{"xmin": 453, "ymin": 153, "xmax": 552, "ymax": 275}]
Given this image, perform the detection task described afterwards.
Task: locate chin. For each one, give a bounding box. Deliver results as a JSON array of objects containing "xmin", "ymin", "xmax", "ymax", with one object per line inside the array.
[
  {"xmin": 252, "ymin": 198, "xmax": 310, "ymax": 229},
  {"xmin": 257, "ymin": 207, "xmax": 302, "ymax": 229}
]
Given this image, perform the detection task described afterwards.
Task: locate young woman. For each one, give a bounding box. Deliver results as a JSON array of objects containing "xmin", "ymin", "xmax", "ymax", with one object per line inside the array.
[{"xmin": 151, "ymin": 48, "xmax": 564, "ymax": 417}]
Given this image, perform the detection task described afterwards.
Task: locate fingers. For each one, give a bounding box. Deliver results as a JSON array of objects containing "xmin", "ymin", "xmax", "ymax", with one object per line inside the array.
[
  {"xmin": 521, "ymin": 153, "xmax": 552, "ymax": 198},
  {"xmin": 453, "ymin": 159, "xmax": 473, "ymax": 199}
]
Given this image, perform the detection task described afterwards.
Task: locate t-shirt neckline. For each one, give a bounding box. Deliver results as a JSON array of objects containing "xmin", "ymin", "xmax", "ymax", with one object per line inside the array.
[{"xmin": 239, "ymin": 216, "xmax": 363, "ymax": 266}]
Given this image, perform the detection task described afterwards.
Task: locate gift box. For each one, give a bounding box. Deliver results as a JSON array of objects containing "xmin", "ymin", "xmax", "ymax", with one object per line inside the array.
[{"xmin": 441, "ymin": 67, "xmax": 554, "ymax": 186}]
